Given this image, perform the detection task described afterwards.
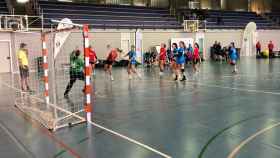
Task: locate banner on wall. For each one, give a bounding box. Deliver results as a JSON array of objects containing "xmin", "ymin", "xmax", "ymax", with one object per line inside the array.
[
  {"xmin": 242, "ymin": 22, "xmax": 257, "ymax": 57},
  {"xmin": 195, "ymin": 32, "xmax": 205, "ymax": 58},
  {"xmin": 135, "ymin": 30, "xmax": 143, "ymax": 63},
  {"xmin": 54, "ymin": 18, "xmax": 73, "ymax": 59}
]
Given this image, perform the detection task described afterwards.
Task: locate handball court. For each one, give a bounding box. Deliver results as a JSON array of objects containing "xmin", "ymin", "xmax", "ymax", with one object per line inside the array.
[{"xmin": 1, "ymin": 57, "xmax": 280, "ymax": 158}]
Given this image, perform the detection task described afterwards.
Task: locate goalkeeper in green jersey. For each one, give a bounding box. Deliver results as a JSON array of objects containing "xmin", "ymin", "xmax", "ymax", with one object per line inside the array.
[{"xmin": 64, "ymin": 48, "xmax": 84, "ymax": 97}]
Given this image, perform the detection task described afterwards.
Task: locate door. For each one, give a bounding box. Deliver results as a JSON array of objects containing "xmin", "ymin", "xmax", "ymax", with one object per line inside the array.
[
  {"xmin": 121, "ymin": 32, "xmax": 131, "ymax": 59},
  {"xmin": 0, "ymin": 41, "xmax": 11, "ymax": 73}
]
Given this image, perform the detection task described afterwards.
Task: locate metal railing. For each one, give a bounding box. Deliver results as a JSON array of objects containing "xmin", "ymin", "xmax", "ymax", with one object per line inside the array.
[{"xmin": 0, "ymin": 14, "xmax": 43, "ymax": 31}]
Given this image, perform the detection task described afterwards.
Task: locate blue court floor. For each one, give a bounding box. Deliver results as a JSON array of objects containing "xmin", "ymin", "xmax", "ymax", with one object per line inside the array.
[{"xmin": 1, "ymin": 57, "xmax": 280, "ymax": 158}]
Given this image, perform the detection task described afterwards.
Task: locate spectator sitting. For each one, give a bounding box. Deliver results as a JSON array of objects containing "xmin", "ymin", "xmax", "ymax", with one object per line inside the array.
[
  {"xmin": 217, "ymin": 42, "xmax": 222, "ymax": 55},
  {"xmin": 211, "ymin": 41, "xmax": 218, "ymax": 60}
]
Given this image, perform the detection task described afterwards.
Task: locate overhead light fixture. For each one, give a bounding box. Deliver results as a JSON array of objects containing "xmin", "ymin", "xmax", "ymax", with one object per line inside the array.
[{"xmin": 17, "ymin": 0, "xmax": 29, "ymax": 3}]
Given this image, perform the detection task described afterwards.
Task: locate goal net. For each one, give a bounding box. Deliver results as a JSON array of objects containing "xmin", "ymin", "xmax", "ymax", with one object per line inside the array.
[{"xmin": 12, "ymin": 20, "xmax": 92, "ymax": 131}]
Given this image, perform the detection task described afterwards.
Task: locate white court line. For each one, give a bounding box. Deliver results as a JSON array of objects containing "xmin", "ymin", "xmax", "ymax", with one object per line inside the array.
[
  {"xmin": 231, "ymin": 83, "xmax": 256, "ymax": 87},
  {"xmin": 212, "ymin": 77, "xmax": 257, "ymax": 87},
  {"xmin": 265, "ymin": 143, "xmax": 280, "ymax": 150},
  {"xmin": 142, "ymin": 78, "xmax": 280, "ymax": 96},
  {"xmin": 0, "ymin": 81, "xmax": 172, "ymax": 158},
  {"xmin": 191, "ymin": 81, "xmax": 280, "ymax": 95},
  {"xmin": 227, "ymin": 122, "xmax": 280, "ymax": 158},
  {"xmin": 222, "ymin": 73, "xmax": 280, "ymax": 81}
]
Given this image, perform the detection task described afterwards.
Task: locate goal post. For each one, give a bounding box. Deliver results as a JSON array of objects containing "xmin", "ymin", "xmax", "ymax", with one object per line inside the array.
[
  {"xmin": 43, "ymin": 20, "xmax": 93, "ymax": 130},
  {"xmin": 14, "ymin": 19, "xmax": 93, "ymax": 131}
]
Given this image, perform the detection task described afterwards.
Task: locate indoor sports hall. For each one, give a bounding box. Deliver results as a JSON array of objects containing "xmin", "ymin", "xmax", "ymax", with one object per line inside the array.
[{"xmin": 1, "ymin": 0, "xmax": 280, "ymax": 158}]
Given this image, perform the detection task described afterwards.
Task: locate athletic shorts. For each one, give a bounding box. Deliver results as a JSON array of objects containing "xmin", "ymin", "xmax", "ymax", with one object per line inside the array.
[
  {"xmin": 104, "ymin": 60, "xmax": 114, "ymax": 65},
  {"xmin": 130, "ymin": 60, "xmax": 137, "ymax": 65},
  {"xmin": 230, "ymin": 60, "xmax": 236, "ymax": 65},
  {"xmin": 193, "ymin": 58, "xmax": 199, "ymax": 65},
  {"xmin": 70, "ymin": 71, "xmax": 84, "ymax": 81},
  {"xmin": 160, "ymin": 59, "xmax": 166, "ymax": 63},
  {"xmin": 159, "ymin": 57, "xmax": 166, "ymax": 61},
  {"xmin": 170, "ymin": 58, "xmax": 176, "ymax": 63},
  {"xmin": 176, "ymin": 59, "xmax": 185, "ymax": 65},
  {"xmin": 90, "ymin": 60, "xmax": 97, "ymax": 65},
  {"xmin": 19, "ymin": 66, "xmax": 29, "ymax": 78}
]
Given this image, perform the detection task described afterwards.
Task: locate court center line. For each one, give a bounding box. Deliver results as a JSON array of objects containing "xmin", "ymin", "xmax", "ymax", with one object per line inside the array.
[
  {"xmin": 227, "ymin": 122, "xmax": 280, "ymax": 158},
  {"xmin": 197, "ymin": 114, "xmax": 265, "ymax": 158},
  {"xmin": 0, "ymin": 81, "xmax": 172, "ymax": 158}
]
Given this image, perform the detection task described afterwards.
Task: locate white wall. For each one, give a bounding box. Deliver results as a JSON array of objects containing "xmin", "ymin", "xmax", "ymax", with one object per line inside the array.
[
  {"xmin": 142, "ymin": 31, "xmax": 195, "ymax": 52},
  {"xmin": 204, "ymin": 30, "xmax": 243, "ymax": 56}
]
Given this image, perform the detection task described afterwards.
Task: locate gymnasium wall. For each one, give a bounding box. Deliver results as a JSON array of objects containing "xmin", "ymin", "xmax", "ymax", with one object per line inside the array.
[
  {"xmin": 142, "ymin": 31, "xmax": 195, "ymax": 52},
  {"xmin": 1, "ymin": 29, "xmax": 280, "ymax": 73},
  {"xmin": 204, "ymin": 30, "xmax": 243, "ymax": 54},
  {"xmin": 257, "ymin": 30, "xmax": 280, "ymax": 51},
  {"xmin": 61, "ymin": 29, "xmax": 280, "ymax": 59}
]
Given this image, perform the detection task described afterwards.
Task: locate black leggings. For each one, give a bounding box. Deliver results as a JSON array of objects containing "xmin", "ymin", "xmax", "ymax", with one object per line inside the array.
[{"xmin": 64, "ymin": 71, "xmax": 84, "ymax": 95}]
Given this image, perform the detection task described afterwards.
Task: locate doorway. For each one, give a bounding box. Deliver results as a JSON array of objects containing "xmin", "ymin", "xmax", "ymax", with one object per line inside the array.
[{"xmin": 0, "ymin": 41, "xmax": 12, "ymax": 73}]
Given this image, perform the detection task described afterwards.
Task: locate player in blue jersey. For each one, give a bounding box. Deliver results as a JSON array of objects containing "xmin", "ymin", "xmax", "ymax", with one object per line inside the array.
[
  {"xmin": 229, "ymin": 42, "xmax": 238, "ymax": 73},
  {"xmin": 175, "ymin": 41, "xmax": 187, "ymax": 81},
  {"xmin": 125, "ymin": 45, "xmax": 141, "ymax": 79},
  {"xmin": 170, "ymin": 43, "xmax": 178, "ymax": 79}
]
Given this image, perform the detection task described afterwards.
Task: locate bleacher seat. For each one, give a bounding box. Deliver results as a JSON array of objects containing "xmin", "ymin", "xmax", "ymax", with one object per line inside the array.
[
  {"xmin": 39, "ymin": 1, "xmax": 182, "ymax": 29},
  {"xmin": 204, "ymin": 10, "xmax": 278, "ymax": 29},
  {"xmin": 0, "ymin": 0, "xmax": 8, "ymax": 14},
  {"xmin": 265, "ymin": 12, "xmax": 280, "ymax": 25}
]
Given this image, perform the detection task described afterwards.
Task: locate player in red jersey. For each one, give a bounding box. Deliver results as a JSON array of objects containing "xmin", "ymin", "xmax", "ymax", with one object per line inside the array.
[
  {"xmin": 89, "ymin": 45, "xmax": 98, "ymax": 76},
  {"xmin": 193, "ymin": 43, "xmax": 200, "ymax": 73},
  {"xmin": 159, "ymin": 43, "xmax": 167, "ymax": 76},
  {"xmin": 104, "ymin": 45, "xmax": 118, "ymax": 81}
]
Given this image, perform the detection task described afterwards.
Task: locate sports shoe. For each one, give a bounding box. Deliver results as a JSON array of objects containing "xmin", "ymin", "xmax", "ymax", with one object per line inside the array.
[
  {"xmin": 180, "ymin": 75, "xmax": 187, "ymax": 81},
  {"xmin": 174, "ymin": 75, "xmax": 178, "ymax": 81},
  {"xmin": 128, "ymin": 75, "xmax": 132, "ymax": 80},
  {"xmin": 110, "ymin": 75, "xmax": 114, "ymax": 81},
  {"xmin": 137, "ymin": 73, "xmax": 142, "ymax": 79},
  {"xmin": 64, "ymin": 93, "xmax": 69, "ymax": 98}
]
